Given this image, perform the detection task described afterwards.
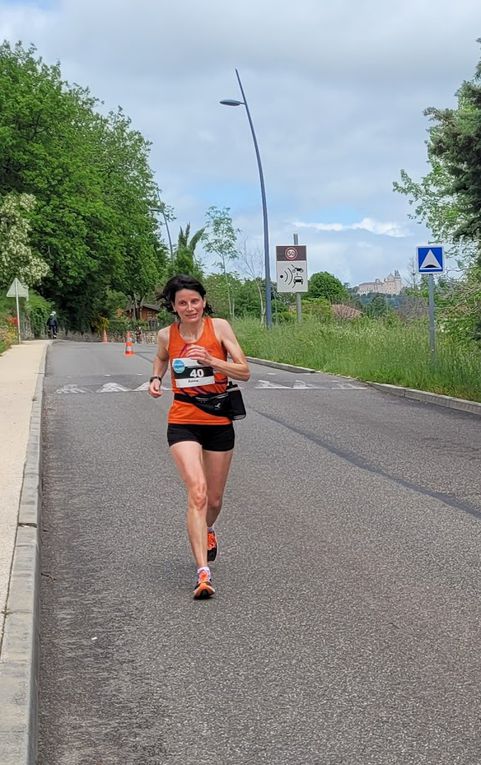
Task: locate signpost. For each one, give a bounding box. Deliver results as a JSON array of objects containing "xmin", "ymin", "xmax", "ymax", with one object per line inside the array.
[
  {"xmin": 276, "ymin": 241, "xmax": 308, "ymax": 322},
  {"xmin": 6, "ymin": 278, "xmax": 29, "ymax": 344},
  {"xmin": 417, "ymin": 245, "xmax": 444, "ymax": 358}
]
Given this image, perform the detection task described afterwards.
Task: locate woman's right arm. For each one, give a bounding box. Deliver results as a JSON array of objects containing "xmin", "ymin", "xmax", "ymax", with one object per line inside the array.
[{"xmin": 148, "ymin": 327, "xmax": 170, "ymax": 398}]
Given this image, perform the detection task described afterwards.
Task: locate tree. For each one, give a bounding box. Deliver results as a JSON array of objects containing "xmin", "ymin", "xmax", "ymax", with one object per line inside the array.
[
  {"xmin": 364, "ymin": 294, "xmax": 389, "ymax": 318},
  {"xmin": 308, "ymin": 271, "xmax": 349, "ymax": 303},
  {"xmin": 203, "ymin": 206, "xmax": 239, "ymax": 319},
  {"xmin": 0, "ymin": 192, "xmax": 48, "ymax": 286},
  {"xmin": 237, "ymin": 240, "xmax": 265, "ymax": 322},
  {"xmin": 167, "ymin": 224, "xmax": 205, "ymax": 279},
  {"xmin": 0, "ymin": 42, "xmax": 165, "ymax": 330},
  {"xmin": 394, "ymin": 40, "xmax": 481, "ymax": 342}
]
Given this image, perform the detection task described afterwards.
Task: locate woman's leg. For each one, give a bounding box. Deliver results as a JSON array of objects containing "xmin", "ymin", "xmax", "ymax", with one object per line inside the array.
[
  {"xmin": 170, "ymin": 441, "xmax": 209, "ymax": 569},
  {"xmin": 203, "ymin": 449, "xmax": 234, "ymax": 528}
]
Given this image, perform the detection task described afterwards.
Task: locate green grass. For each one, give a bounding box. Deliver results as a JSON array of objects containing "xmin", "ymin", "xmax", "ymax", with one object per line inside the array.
[{"xmin": 234, "ymin": 317, "xmax": 481, "ymax": 403}]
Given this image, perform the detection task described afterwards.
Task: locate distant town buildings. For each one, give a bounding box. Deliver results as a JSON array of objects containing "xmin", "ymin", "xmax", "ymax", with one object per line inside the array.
[{"xmin": 355, "ymin": 270, "xmax": 402, "ymax": 296}]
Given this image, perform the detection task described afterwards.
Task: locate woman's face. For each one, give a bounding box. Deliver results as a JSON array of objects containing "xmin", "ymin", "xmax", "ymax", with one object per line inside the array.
[{"xmin": 172, "ymin": 289, "xmax": 206, "ymax": 323}]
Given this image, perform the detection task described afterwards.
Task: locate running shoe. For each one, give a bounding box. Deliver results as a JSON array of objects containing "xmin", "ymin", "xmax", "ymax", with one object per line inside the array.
[
  {"xmin": 193, "ymin": 570, "xmax": 215, "ymax": 600},
  {"xmin": 207, "ymin": 529, "xmax": 218, "ymax": 562}
]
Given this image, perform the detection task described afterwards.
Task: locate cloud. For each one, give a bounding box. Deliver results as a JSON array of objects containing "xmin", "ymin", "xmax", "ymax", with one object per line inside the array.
[
  {"xmin": 293, "ymin": 218, "xmax": 409, "ymax": 238},
  {"xmin": 0, "ymin": 0, "xmax": 480, "ymax": 287}
]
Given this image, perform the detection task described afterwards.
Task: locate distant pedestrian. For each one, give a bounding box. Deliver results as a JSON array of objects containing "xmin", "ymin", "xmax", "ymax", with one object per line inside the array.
[
  {"xmin": 148, "ymin": 274, "xmax": 250, "ymax": 599},
  {"xmin": 46, "ymin": 311, "xmax": 58, "ymax": 339}
]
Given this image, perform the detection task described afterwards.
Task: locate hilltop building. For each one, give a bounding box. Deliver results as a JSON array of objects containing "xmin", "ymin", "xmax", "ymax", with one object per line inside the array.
[{"xmin": 356, "ymin": 270, "xmax": 402, "ymax": 296}]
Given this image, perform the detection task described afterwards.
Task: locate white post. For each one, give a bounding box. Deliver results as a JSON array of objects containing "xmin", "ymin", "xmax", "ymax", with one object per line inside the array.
[{"xmin": 15, "ymin": 280, "xmax": 21, "ymax": 343}]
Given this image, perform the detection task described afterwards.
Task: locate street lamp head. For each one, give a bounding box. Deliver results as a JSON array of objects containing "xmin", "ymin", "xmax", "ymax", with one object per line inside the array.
[{"xmin": 220, "ymin": 99, "xmax": 244, "ymax": 106}]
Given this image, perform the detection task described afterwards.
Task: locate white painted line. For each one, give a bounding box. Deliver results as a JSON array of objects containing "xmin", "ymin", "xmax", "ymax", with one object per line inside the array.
[
  {"xmin": 56, "ymin": 384, "xmax": 88, "ymax": 394},
  {"xmin": 292, "ymin": 380, "xmax": 320, "ymax": 389},
  {"xmin": 96, "ymin": 383, "xmax": 130, "ymax": 393},
  {"xmin": 256, "ymin": 380, "xmax": 291, "ymax": 389}
]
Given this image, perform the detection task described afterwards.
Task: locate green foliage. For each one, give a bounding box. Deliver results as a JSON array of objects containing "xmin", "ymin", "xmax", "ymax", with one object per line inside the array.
[
  {"xmin": 0, "ymin": 41, "xmax": 167, "ymax": 330},
  {"xmin": 0, "ymin": 294, "xmax": 17, "ymax": 350},
  {"xmin": 203, "ymin": 206, "xmax": 239, "ymax": 318},
  {"xmin": 394, "ymin": 40, "xmax": 481, "ymax": 343},
  {"xmin": 308, "ymin": 271, "xmax": 349, "ymax": 303},
  {"xmin": 0, "ymin": 192, "xmax": 48, "ymax": 285},
  {"xmin": 234, "ymin": 317, "xmax": 481, "ymax": 402},
  {"xmin": 166, "ymin": 224, "xmax": 205, "ymax": 279},
  {"xmin": 364, "ymin": 294, "xmax": 390, "ymax": 318},
  {"xmin": 301, "ymin": 297, "xmax": 331, "ymax": 320},
  {"xmin": 25, "ymin": 290, "xmax": 52, "ymax": 337}
]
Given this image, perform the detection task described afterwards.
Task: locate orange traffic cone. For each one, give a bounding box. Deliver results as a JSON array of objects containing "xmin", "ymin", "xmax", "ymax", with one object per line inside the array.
[{"xmin": 124, "ymin": 332, "xmax": 135, "ymax": 357}]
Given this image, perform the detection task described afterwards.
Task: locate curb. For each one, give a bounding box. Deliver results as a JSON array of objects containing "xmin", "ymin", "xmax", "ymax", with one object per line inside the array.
[
  {"xmin": 366, "ymin": 381, "xmax": 481, "ymax": 416},
  {"xmin": 247, "ymin": 356, "xmax": 481, "ymax": 417},
  {"xmin": 0, "ymin": 346, "xmax": 47, "ymax": 765}
]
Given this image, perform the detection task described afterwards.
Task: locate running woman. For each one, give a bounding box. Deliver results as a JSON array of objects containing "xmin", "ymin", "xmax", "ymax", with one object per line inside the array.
[{"xmin": 148, "ymin": 275, "xmax": 250, "ymax": 599}]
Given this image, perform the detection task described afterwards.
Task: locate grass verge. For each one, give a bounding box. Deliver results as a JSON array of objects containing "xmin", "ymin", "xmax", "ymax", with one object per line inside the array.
[{"xmin": 234, "ymin": 317, "xmax": 481, "ymax": 403}]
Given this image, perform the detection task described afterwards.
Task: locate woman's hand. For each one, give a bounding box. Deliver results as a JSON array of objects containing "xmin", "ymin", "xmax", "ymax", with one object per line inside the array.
[
  {"xmin": 184, "ymin": 345, "xmax": 214, "ymax": 366},
  {"xmin": 148, "ymin": 378, "xmax": 163, "ymax": 398}
]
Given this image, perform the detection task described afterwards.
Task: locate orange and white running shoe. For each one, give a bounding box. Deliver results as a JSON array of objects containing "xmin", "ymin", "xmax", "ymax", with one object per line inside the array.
[
  {"xmin": 193, "ymin": 569, "xmax": 215, "ymax": 600},
  {"xmin": 207, "ymin": 529, "xmax": 218, "ymax": 562}
]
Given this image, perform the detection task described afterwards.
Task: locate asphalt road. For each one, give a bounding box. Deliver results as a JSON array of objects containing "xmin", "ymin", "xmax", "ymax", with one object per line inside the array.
[{"xmin": 38, "ymin": 340, "xmax": 481, "ymax": 765}]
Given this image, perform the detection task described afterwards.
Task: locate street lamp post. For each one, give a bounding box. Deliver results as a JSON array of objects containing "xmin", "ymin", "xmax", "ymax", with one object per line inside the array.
[
  {"xmin": 220, "ymin": 69, "xmax": 272, "ymax": 328},
  {"xmin": 151, "ymin": 197, "xmax": 175, "ymax": 262}
]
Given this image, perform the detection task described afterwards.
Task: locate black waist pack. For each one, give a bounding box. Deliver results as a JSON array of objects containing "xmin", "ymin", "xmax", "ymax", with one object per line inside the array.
[{"xmin": 174, "ymin": 383, "xmax": 246, "ymax": 420}]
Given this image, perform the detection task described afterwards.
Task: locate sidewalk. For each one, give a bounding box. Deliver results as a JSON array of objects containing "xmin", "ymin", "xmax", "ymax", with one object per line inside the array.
[{"xmin": 0, "ymin": 339, "xmax": 48, "ymax": 764}]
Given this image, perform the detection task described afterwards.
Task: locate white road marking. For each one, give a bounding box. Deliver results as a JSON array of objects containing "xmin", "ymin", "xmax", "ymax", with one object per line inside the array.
[
  {"xmin": 54, "ymin": 379, "xmax": 366, "ymax": 394},
  {"xmin": 96, "ymin": 383, "xmax": 131, "ymax": 393},
  {"xmin": 292, "ymin": 380, "xmax": 320, "ymax": 389},
  {"xmin": 56, "ymin": 384, "xmax": 88, "ymax": 394},
  {"xmin": 256, "ymin": 380, "xmax": 291, "ymax": 389}
]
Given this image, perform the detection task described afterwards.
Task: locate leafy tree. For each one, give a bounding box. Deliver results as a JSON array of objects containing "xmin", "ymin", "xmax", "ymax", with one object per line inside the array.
[
  {"xmin": 168, "ymin": 224, "xmax": 205, "ymax": 279},
  {"xmin": 0, "ymin": 191, "xmax": 48, "ymax": 285},
  {"xmin": 308, "ymin": 271, "xmax": 349, "ymax": 303},
  {"xmin": 203, "ymin": 206, "xmax": 239, "ymax": 319},
  {"xmin": 25, "ymin": 290, "xmax": 52, "ymax": 337},
  {"xmin": 237, "ymin": 241, "xmax": 266, "ymax": 322},
  {"xmin": 301, "ymin": 297, "xmax": 331, "ymax": 320},
  {"xmin": 203, "ymin": 272, "xmax": 242, "ymax": 318},
  {"xmin": 0, "ymin": 41, "xmax": 166, "ymax": 330},
  {"xmin": 393, "ymin": 41, "xmax": 481, "ymax": 342},
  {"xmin": 364, "ymin": 294, "xmax": 389, "ymax": 318}
]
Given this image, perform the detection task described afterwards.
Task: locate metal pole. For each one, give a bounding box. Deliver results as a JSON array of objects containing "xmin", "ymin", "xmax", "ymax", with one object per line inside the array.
[
  {"xmin": 294, "ymin": 233, "xmax": 302, "ymax": 323},
  {"xmin": 156, "ymin": 197, "xmax": 174, "ymax": 261},
  {"xmin": 15, "ymin": 281, "xmax": 21, "ymax": 343},
  {"xmin": 162, "ymin": 208, "xmax": 174, "ymax": 262},
  {"xmin": 428, "ymin": 273, "xmax": 436, "ymax": 358},
  {"xmin": 235, "ymin": 69, "xmax": 272, "ymax": 328}
]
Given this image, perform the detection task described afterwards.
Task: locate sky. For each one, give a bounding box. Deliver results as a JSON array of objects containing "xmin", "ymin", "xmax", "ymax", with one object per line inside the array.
[{"xmin": 1, "ymin": 0, "xmax": 481, "ymax": 288}]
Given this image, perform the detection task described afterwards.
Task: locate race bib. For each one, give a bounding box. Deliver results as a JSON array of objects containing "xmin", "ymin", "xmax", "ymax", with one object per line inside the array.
[{"xmin": 172, "ymin": 357, "xmax": 216, "ymax": 388}]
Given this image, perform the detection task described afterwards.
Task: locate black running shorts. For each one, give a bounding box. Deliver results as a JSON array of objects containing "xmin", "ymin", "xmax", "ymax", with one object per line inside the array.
[{"xmin": 167, "ymin": 423, "xmax": 235, "ymax": 451}]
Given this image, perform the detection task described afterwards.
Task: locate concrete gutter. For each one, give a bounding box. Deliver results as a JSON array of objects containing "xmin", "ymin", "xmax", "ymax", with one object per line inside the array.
[
  {"xmin": 247, "ymin": 356, "xmax": 481, "ymax": 417},
  {"xmin": 0, "ymin": 348, "xmax": 46, "ymax": 765}
]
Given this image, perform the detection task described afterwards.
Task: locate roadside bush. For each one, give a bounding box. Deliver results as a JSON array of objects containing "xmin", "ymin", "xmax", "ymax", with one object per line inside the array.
[{"xmin": 26, "ymin": 291, "xmax": 52, "ymax": 337}]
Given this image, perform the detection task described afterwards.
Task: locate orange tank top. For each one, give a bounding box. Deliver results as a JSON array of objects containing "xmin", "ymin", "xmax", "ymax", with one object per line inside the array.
[{"xmin": 167, "ymin": 316, "xmax": 231, "ymax": 425}]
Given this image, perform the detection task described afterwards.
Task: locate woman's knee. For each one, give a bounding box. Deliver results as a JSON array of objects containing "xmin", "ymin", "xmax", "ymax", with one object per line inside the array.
[
  {"xmin": 188, "ymin": 480, "xmax": 208, "ymax": 510},
  {"xmin": 208, "ymin": 494, "xmax": 223, "ymax": 514}
]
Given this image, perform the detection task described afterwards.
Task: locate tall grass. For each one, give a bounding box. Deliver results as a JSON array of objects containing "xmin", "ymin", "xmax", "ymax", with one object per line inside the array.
[{"xmin": 234, "ymin": 317, "xmax": 481, "ymax": 402}]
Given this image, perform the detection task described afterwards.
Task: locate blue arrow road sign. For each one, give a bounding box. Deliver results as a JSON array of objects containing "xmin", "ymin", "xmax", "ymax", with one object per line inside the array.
[{"xmin": 417, "ymin": 245, "xmax": 444, "ymax": 273}]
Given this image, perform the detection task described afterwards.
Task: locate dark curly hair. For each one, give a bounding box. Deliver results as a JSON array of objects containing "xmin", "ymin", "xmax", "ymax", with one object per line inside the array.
[{"xmin": 159, "ymin": 274, "xmax": 214, "ymax": 315}]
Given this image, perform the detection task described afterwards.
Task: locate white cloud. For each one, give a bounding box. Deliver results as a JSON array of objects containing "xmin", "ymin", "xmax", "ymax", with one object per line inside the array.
[
  {"xmin": 293, "ymin": 218, "xmax": 409, "ymax": 238},
  {"xmin": 1, "ymin": 0, "xmax": 480, "ymax": 285}
]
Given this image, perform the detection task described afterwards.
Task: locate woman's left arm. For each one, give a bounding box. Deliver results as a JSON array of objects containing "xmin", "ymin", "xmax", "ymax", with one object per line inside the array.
[{"xmin": 184, "ymin": 319, "xmax": 251, "ymax": 381}]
